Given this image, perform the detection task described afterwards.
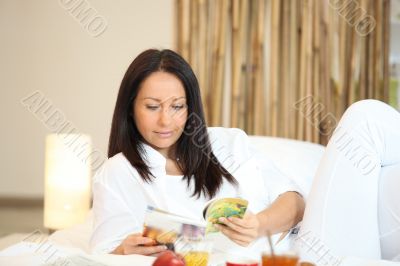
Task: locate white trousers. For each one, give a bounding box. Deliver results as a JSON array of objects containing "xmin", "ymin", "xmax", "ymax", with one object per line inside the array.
[{"xmin": 296, "ymin": 100, "xmax": 400, "ymax": 264}]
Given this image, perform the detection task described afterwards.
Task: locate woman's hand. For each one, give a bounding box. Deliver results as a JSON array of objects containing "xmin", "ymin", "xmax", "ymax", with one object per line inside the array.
[
  {"xmin": 111, "ymin": 233, "xmax": 167, "ymax": 255},
  {"xmin": 214, "ymin": 211, "xmax": 260, "ymax": 247}
]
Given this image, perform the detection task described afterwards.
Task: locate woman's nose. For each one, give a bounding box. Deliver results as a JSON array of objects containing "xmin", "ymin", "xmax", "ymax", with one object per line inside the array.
[{"xmin": 158, "ymin": 108, "xmax": 173, "ymax": 126}]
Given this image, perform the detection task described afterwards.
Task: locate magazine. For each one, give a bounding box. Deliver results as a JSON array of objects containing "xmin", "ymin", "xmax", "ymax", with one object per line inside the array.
[
  {"xmin": 143, "ymin": 206, "xmax": 206, "ymax": 248},
  {"xmin": 202, "ymin": 197, "xmax": 248, "ymax": 233},
  {"xmin": 142, "ymin": 198, "xmax": 248, "ymax": 248}
]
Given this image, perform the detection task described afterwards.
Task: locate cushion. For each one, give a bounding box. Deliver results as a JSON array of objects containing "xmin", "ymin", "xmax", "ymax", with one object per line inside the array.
[{"xmin": 248, "ymin": 136, "xmax": 325, "ymax": 198}]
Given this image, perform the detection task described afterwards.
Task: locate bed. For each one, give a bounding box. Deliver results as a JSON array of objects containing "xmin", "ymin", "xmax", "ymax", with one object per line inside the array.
[{"xmin": 0, "ymin": 136, "xmax": 397, "ymax": 265}]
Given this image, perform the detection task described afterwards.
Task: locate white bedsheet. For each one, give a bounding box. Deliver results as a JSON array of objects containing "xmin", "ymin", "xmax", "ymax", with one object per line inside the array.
[
  {"xmin": 1, "ymin": 240, "xmax": 399, "ymax": 266},
  {"xmin": 0, "ymin": 241, "xmax": 155, "ymax": 266}
]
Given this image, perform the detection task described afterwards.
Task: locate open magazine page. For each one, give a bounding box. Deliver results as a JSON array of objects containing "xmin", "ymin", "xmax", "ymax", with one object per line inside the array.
[
  {"xmin": 143, "ymin": 206, "xmax": 206, "ymax": 249},
  {"xmin": 143, "ymin": 197, "xmax": 249, "ymax": 247}
]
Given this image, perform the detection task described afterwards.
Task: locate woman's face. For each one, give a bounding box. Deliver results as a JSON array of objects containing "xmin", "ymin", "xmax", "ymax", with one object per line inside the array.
[{"xmin": 133, "ymin": 71, "xmax": 188, "ymax": 157}]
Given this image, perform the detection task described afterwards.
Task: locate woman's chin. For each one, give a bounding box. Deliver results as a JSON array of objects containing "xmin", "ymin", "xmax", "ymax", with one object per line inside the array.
[{"xmin": 150, "ymin": 140, "xmax": 176, "ymax": 152}]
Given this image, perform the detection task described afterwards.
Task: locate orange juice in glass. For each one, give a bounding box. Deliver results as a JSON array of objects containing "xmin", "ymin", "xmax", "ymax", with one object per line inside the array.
[
  {"xmin": 184, "ymin": 251, "xmax": 210, "ymax": 266},
  {"xmin": 176, "ymin": 239, "xmax": 213, "ymax": 266},
  {"xmin": 262, "ymin": 252, "xmax": 299, "ymax": 266}
]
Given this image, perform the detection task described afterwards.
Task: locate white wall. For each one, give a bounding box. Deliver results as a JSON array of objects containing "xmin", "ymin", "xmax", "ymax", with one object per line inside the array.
[{"xmin": 0, "ymin": 0, "xmax": 174, "ymax": 197}]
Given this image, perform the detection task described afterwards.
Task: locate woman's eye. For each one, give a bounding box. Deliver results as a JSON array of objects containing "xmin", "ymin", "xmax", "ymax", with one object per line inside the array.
[
  {"xmin": 146, "ymin": 105, "xmax": 159, "ymax": 110},
  {"xmin": 172, "ymin": 105, "xmax": 185, "ymax": 110}
]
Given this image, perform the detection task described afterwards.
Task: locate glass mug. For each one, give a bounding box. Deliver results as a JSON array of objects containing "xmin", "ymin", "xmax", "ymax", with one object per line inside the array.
[
  {"xmin": 175, "ymin": 238, "xmax": 213, "ymax": 266},
  {"xmin": 261, "ymin": 252, "xmax": 299, "ymax": 266}
]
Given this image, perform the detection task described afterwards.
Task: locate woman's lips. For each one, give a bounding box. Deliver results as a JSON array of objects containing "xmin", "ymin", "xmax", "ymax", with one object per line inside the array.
[{"xmin": 154, "ymin": 131, "xmax": 173, "ymax": 138}]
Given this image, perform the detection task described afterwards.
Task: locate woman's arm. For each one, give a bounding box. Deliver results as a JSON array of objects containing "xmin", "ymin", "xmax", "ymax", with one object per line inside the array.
[
  {"xmin": 257, "ymin": 191, "xmax": 305, "ymax": 236},
  {"xmin": 215, "ymin": 191, "xmax": 305, "ymax": 246},
  {"xmin": 90, "ymin": 155, "xmax": 161, "ymax": 255}
]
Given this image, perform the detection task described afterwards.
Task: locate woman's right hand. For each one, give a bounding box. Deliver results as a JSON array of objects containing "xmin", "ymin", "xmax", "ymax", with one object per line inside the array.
[{"xmin": 111, "ymin": 233, "xmax": 168, "ymax": 255}]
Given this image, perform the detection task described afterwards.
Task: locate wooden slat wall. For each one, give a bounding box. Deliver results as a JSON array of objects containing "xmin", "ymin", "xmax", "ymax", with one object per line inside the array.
[{"xmin": 175, "ymin": 0, "xmax": 391, "ymax": 144}]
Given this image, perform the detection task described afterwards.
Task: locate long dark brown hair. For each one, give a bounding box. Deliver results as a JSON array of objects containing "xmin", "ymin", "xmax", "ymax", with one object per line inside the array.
[{"xmin": 108, "ymin": 49, "xmax": 236, "ymax": 199}]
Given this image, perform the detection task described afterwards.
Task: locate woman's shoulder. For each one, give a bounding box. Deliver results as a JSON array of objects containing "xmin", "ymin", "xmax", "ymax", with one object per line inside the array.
[
  {"xmin": 103, "ymin": 152, "xmax": 130, "ymax": 170},
  {"xmin": 207, "ymin": 127, "xmax": 251, "ymax": 163},
  {"xmin": 93, "ymin": 152, "xmax": 137, "ymax": 184}
]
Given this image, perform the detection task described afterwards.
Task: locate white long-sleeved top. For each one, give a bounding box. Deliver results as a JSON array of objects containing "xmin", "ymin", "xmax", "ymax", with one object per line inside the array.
[{"xmin": 90, "ymin": 127, "xmax": 300, "ymax": 258}]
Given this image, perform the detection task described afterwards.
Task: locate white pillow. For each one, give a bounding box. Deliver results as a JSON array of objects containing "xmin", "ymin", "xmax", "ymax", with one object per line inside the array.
[
  {"xmin": 49, "ymin": 211, "xmax": 93, "ymax": 253},
  {"xmin": 248, "ymin": 136, "xmax": 325, "ymax": 198}
]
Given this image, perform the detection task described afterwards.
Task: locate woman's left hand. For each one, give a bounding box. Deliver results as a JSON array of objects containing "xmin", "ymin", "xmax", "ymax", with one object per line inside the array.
[{"xmin": 214, "ymin": 211, "xmax": 260, "ymax": 247}]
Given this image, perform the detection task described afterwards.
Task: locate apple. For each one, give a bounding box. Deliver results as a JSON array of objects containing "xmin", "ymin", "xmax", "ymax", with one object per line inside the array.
[{"xmin": 152, "ymin": 250, "xmax": 186, "ymax": 266}]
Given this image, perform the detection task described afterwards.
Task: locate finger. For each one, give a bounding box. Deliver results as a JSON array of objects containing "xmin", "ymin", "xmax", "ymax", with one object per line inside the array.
[
  {"xmin": 126, "ymin": 245, "xmax": 168, "ymax": 255},
  {"xmin": 217, "ymin": 220, "xmax": 258, "ymax": 239},
  {"xmin": 215, "ymin": 224, "xmax": 253, "ymax": 244},
  {"xmin": 126, "ymin": 235, "xmax": 156, "ymax": 246},
  {"xmin": 126, "ymin": 233, "xmax": 144, "ymax": 240},
  {"xmin": 220, "ymin": 226, "xmax": 252, "ymax": 247},
  {"xmin": 231, "ymin": 239, "xmax": 251, "ymax": 247},
  {"xmin": 218, "ymin": 217, "xmax": 245, "ymax": 232},
  {"xmin": 227, "ymin": 213, "xmax": 257, "ymax": 229},
  {"xmin": 139, "ymin": 245, "xmax": 168, "ymax": 256},
  {"xmin": 218, "ymin": 217, "xmax": 256, "ymax": 232}
]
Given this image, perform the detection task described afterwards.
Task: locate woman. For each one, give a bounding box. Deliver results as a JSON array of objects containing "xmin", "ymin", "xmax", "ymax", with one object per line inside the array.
[
  {"xmin": 90, "ymin": 48, "xmax": 400, "ymax": 262},
  {"xmin": 90, "ymin": 49, "xmax": 305, "ymax": 257}
]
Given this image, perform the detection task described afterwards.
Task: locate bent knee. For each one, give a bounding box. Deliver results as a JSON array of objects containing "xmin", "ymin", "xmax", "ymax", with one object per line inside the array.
[
  {"xmin": 342, "ymin": 99, "xmax": 392, "ymax": 123},
  {"xmin": 347, "ymin": 99, "xmax": 387, "ymax": 114}
]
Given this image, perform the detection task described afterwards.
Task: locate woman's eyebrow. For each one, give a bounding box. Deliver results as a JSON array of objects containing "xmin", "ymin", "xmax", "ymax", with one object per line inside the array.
[
  {"xmin": 143, "ymin": 97, "xmax": 161, "ymax": 101},
  {"xmin": 142, "ymin": 96, "xmax": 186, "ymax": 101},
  {"xmin": 172, "ymin": 97, "xmax": 187, "ymax": 101}
]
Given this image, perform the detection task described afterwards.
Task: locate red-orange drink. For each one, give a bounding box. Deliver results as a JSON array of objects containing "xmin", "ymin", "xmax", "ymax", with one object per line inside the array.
[{"xmin": 262, "ymin": 254, "xmax": 299, "ymax": 266}]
